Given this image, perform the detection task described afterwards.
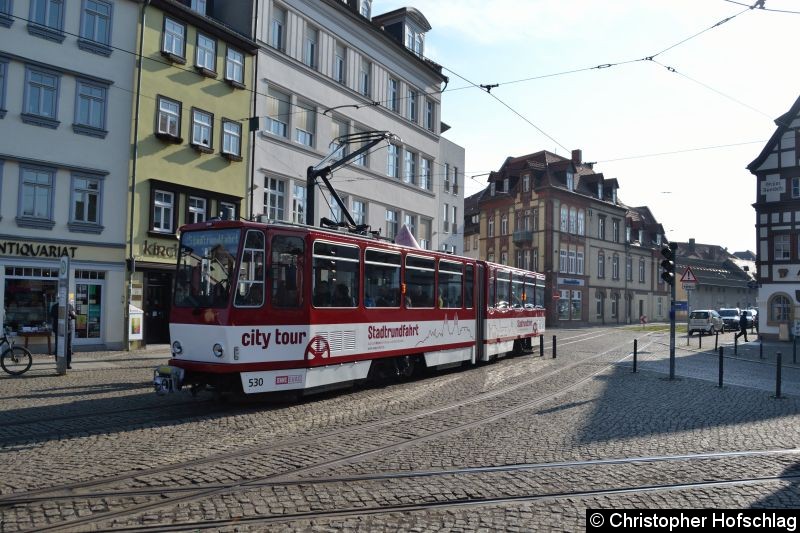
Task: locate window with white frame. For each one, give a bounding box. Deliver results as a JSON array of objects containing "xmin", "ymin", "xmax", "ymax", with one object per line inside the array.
[
  {"xmin": 352, "ymin": 199, "xmax": 366, "ymax": 225},
  {"xmin": 334, "ymin": 43, "xmax": 346, "ymax": 84},
  {"xmin": 388, "ymin": 78, "xmax": 399, "ymax": 112},
  {"xmin": 191, "ymin": 108, "xmax": 213, "ymax": 149},
  {"xmin": 404, "ymin": 150, "xmax": 416, "ymax": 184},
  {"xmin": 598, "ymin": 216, "xmax": 606, "ymax": 239},
  {"xmin": 162, "ymin": 17, "xmax": 185, "ymax": 58},
  {"xmin": 452, "ymin": 167, "xmax": 459, "ymax": 194},
  {"xmin": 568, "ymin": 250, "xmax": 576, "ymax": 274},
  {"xmin": 30, "ymin": 0, "xmax": 65, "ymax": 35},
  {"xmin": 425, "ymin": 100, "xmax": 434, "ymax": 131},
  {"xmin": 264, "ymin": 177, "xmax": 285, "ymax": 220},
  {"xmin": 329, "ymin": 193, "xmax": 348, "ymax": 223},
  {"xmin": 626, "ymin": 256, "xmax": 632, "ymax": 281},
  {"xmin": 404, "ymin": 213, "xmax": 416, "ymax": 237},
  {"xmin": 612, "ymin": 219, "xmax": 620, "ymax": 242},
  {"xmin": 75, "ymin": 80, "xmax": 107, "ymax": 134},
  {"xmin": 294, "ymin": 100, "xmax": 315, "ymax": 147},
  {"xmin": 222, "ymin": 119, "xmax": 242, "ymax": 158},
  {"xmin": 291, "ymin": 183, "xmax": 306, "ymax": 224},
  {"xmin": 774, "ymin": 234, "xmax": 791, "ymax": 260},
  {"xmin": 612, "ymin": 254, "xmax": 620, "ymax": 280},
  {"xmin": 420, "ymin": 157, "xmax": 432, "ymax": 190},
  {"xmin": 577, "ymin": 251, "xmax": 584, "ymax": 275},
  {"xmin": 523, "ymin": 174, "xmax": 530, "ymax": 192},
  {"xmin": 79, "ymin": 0, "xmax": 112, "ymax": 51},
  {"xmin": 488, "ymin": 216, "xmax": 494, "ymax": 237},
  {"xmin": 499, "ymin": 251, "xmax": 507, "ymax": 265},
  {"xmin": 196, "ymin": 34, "xmax": 216, "ymax": 72},
  {"xmin": 156, "ymin": 96, "xmax": 180, "ymax": 138},
  {"xmin": 187, "ymin": 196, "xmax": 206, "ymax": 223},
  {"xmin": 70, "ymin": 175, "xmax": 102, "ymax": 227},
  {"xmin": 451, "ymin": 205, "xmax": 457, "ymax": 234},
  {"xmin": 566, "ymin": 170, "xmax": 574, "ymax": 191},
  {"xmin": 501, "ymin": 213, "xmax": 508, "ymax": 235},
  {"xmin": 419, "ymin": 218, "xmax": 431, "ymax": 249},
  {"xmin": 407, "ymin": 88, "xmax": 417, "ymax": 121},
  {"xmin": 560, "ymin": 205, "xmax": 568, "ymax": 231},
  {"xmin": 639, "ymin": 258, "xmax": 645, "ymax": 283},
  {"xmin": 442, "ymin": 203, "xmax": 449, "ymax": 233},
  {"xmin": 303, "ymin": 25, "xmax": 317, "ymax": 69},
  {"xmin": 152, "ymin": 190, "xmax": 174, "ymax": 233},
  {"xmin": 598, "ymin": 253, "xmax": 605, "ymax": 278},
  {"xmin": 218, "ymin": 201, "xmax": 236, "ymax": 220},
  {"xmin": 559, "ymin": 249, "xmax": 567, "ymax": 272},
  {"xmin": 359, "ymin": 58, "xmax": 371, "ymax": 96},
  {"xmin": 387, "ymin": 144, "xmax": 399, "ymax": 178},
  {"xmin": 569, "ymin": 207, "xmax": 577, "ymax": 233},
  {"xmin": 225, "ymin": 47, "xmax": 244, "ymax": 85},
  {"xmin": 267, "ymin": 88, "xmax": 289, "ymax": 137},
  {"xmin": 20, "ymin": 166, "xmax": 53, "ymax": 220},
  {"xmin": 24, "ymin": 68, "xmax": 59, "ymax": 124},
  {"xmin": 270, "ymin": 5, "xmax": 286, "ymax": 51},
  {"xmin": 331, "ymin": 117, "xmax": 348, "ymax": 161},
  {"xmin": 443, "ymin": 163, "xmax": 450, "ymax": 192},
  {"xmin": 386, "ymin": 209, "xmax": 398, "ymax": 240},
  {"xmin": 577, "ymin": 209, "xmax": 585, "ymax": 235}
]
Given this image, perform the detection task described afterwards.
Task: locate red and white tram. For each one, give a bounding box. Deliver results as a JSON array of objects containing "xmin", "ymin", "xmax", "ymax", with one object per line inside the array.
[{"xmin": 154, "ymin": 219, "xmax": 546, "ymax": 396}]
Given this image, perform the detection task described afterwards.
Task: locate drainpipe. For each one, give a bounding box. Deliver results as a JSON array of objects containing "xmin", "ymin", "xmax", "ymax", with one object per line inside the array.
[
  {"xmin": 248, "ymin": 0, "xmax": 259, "ymax": 220},
  {"xmin": 127, "ymin": 0, "xmax": 150, "ymax": 347}
]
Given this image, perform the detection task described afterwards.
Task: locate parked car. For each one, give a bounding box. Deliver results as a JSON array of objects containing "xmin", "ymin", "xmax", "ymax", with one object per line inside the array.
[
  {"xmin": 688, "ymin": 310, "xmax": 724, "ymax": 336},
  {"xmin": 718, "ymin": 308, "xmax": 741, "ymax": 332}
]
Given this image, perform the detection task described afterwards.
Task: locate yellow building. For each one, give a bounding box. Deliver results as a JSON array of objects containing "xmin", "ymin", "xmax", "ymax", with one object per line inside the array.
[{"xmin": 128, "ymin": 0, "xmax": 257, "ymax": 345}]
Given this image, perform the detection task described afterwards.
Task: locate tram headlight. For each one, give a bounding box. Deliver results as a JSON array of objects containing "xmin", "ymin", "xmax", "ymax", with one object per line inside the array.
[
  {"xmin": 171, "ymin": 340, "xmax": 183, "ymax": 356},
  {"xmin": 212, "ymin": 343, "xmax": 224, "ymax": 358}
]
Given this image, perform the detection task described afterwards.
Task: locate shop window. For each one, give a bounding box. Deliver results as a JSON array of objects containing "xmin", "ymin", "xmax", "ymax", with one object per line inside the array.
[{"xmin": 4, "ymin": 275, "xmax": 58, "ymax": 332}]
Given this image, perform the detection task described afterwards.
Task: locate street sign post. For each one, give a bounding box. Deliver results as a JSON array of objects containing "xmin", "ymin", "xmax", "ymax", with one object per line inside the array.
[{"xmin": 55, "ymin": 254, "xmax": 70, "ymax": 375}]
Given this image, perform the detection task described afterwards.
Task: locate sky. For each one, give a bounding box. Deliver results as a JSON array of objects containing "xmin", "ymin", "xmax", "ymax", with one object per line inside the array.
[{"xmin": 372, "ymin": 0, "xmax": 800, "ymax": 254}]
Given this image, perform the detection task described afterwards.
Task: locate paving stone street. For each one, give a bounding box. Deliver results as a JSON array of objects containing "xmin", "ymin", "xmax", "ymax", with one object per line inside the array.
[{"xmin": 1, "ymin": 325, "xmax": 799, "ymax": 532}]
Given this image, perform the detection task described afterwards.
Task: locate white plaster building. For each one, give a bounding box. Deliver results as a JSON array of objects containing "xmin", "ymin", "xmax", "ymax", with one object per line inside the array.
[
  {"xmin": 251, "ymin": 0, "xmax": 465, "ymax": 250},
  {"xmin": 0, "ymin": 0, "xmax": 138, "ymax": 350}
]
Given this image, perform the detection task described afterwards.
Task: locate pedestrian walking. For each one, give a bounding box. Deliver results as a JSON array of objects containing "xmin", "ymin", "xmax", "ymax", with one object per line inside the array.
[{"xmin": 735, "ymin": 310, "xmax": 749, "ymax": 342}]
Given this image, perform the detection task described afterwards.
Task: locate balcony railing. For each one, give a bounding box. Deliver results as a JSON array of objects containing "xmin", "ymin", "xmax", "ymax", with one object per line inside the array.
[{"xmin": 513, "ymin": 230, "xmax": 533, "ymax": 244}]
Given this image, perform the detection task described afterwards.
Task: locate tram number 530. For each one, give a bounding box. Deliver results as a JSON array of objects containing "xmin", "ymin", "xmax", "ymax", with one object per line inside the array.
[{"xmin": 248, "ymin": 377, "xmax": 264, "ymax": 388}]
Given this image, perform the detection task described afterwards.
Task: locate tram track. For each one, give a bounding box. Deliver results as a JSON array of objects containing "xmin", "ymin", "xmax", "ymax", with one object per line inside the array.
[{"xmin": 4, "ymin": 331, "xmax": 650, "ymax": 532}]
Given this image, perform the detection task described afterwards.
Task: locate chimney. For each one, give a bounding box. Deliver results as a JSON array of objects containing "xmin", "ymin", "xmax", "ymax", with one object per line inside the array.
[
  {"xmin": 571, "ymin": 149, "xmax": 582, "ymax": 165},
  {"xmin": 688, "ymin": 238, "xmax": 696, "ymax": 252}
]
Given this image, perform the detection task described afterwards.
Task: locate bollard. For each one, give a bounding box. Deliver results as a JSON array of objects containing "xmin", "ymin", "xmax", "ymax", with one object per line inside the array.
[
  {"xmin": 760, "ymin": 336, "xmax": 763, "ymax": 359},
  {"xmin": 540, "ymin": 335, "xmax": 544, "ymax": 357},
  {"xmin": 718, "ymin": 346, "xmax": 723, "ymax": 388},
  {"xmin": 776, "ymin": 352, "xmax": 783, "ymax": 399},
  {"xmin": 633, "ymin": 339, "xmax": 638, "ymax": 373},
  {"xmin": 552, "ymin": 335, "xmax": 557, "ymax": 359},
  {"xmin": 734, "ymin": 334, "xmax": 738, "ymax": 355},
  {"xmin": 715, "ymin": 331, "xmax": 719, "ymax": 351},
  {"xmin": 699, "ymin": 334, "xmax": 702, "ymax": 349}
]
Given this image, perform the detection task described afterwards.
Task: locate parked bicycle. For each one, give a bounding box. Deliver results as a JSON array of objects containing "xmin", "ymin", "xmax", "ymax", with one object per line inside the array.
[{"xmin": 0, "ymin": 327, "xmax": 33, "ymax": 376}]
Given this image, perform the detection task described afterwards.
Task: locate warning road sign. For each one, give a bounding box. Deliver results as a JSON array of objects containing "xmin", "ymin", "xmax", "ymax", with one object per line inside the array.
[{"xmin": 680, "ymin": 266, "xmax": 697, "ymax": 283}]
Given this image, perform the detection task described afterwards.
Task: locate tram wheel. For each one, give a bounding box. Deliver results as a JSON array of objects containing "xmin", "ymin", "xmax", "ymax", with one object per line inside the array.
[{"xmin": 395, "ymin": 355, "xmax": 417, "ymax": 379}]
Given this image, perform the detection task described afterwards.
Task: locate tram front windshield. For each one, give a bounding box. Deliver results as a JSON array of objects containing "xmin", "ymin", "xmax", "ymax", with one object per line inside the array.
[{"xmin": 174, "ymin": 228, "xmax": 241, "ymax": 308}]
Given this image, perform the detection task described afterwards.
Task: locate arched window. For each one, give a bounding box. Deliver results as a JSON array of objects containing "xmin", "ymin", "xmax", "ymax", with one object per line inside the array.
[
  {"xmin": 569, "ymin": 207, "xmax": 577, "ymax": 233},
  {"xmin": 560, "ymin": 205, "xmax": 568, "ymax": 231},
  {"xmin": 769, "ymin": 294, "xmax": 792, "ymax": 323},
  {"xmin": 577, "ymin": 210, "xmax": 585, "ymax": 235}
]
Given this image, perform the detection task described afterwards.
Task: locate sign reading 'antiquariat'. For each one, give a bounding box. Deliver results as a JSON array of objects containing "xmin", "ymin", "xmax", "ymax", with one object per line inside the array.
[{"xmin": 0, "ymin": 241, "xmax": 78, "ymax": 258}]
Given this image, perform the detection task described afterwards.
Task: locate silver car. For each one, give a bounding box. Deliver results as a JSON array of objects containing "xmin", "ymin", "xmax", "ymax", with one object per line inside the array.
[{"xmin": 688, "ymin": 309, "xmax": 724, "ymax": 336}]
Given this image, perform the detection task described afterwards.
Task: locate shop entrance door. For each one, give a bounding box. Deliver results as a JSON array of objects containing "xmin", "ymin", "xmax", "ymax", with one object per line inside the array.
[{"xmin": 144, "ymin": 272, "xmax": 172, "ymax": 344}]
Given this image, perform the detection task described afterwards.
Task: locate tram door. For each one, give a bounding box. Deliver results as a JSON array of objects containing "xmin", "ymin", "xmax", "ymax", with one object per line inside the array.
[
  {"xmin": 475, "ymin": 263, "xmax": 486, "ymax": 361},
  {"xmin": 144, "ymin": 271, "xmax": 172, "ymax": 344}
]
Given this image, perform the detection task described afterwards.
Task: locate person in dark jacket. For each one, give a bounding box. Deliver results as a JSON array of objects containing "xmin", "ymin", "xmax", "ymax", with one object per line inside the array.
[{"xmin": 735, "ymin": 310, "xmax": 749, "ymax": 342}]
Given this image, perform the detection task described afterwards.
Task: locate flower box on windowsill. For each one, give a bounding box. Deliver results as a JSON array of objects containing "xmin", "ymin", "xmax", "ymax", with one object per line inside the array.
[
  {"xmin": 155, "ymin": 132, "xmax": 183, "ymax": 144},
  {"xmin": 160, "ymin": 50, "xmax": 186, "ymax": 65},
  {"xmin": 191, "ymin": 143, "xmax": 214, "ymax": 154},
  {"xmin": 224, "ymin": 78, "xmax": 245, "ymax": 90},
  {"xmin": 221, "ymin": 151, "xmax": 243, "ymax": 162}
]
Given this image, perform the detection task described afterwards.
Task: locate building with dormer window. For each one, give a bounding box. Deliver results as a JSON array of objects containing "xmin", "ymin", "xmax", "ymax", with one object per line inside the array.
[{"xmin": 474, "ymin": 149, "xmax": 670, "ymax": 326}]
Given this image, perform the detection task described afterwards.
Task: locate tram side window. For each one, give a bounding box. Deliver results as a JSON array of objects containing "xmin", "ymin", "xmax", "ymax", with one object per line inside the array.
[
  {"xmin": 464, "ymin": 265, "xmax": 474, "ymax": 309},
  {"xmin": 270, "ymin": 235, "xmax": 304, "ymax": 308},
  {"xmin": 405, "ymin": 255, "xmax": 435, "ymax": 308},
  {"xmin": 364, "ymin": 249, "xmax": 401, "ymax": 307},
  {"xmin": 312, "ymin": 241, "xmax": 359, "ymax": 308},
  {"xmin": 522, "ymin": 275, "xmax": 535, "ymax": 308},
  {"xmin": 496, "ymin": 271, "xmax": 511, "ymax": 308},
  {"xmin": 511, "ymin": 275, "xmax": 524, "ymax": 308},
  {"xmin": 535, "ymin": 283, "xmax": 545, "ymax": 309},
  {"xmin": 438, "ymin": 260, "xmax": 463, "ymax": 309},
  {"xmin": 488, "ymin": 272, "xmax": 495, "ymax": 309},
  {"xmin": 235, "ymin": 230, "xmax": 265, "ymax": 307}
]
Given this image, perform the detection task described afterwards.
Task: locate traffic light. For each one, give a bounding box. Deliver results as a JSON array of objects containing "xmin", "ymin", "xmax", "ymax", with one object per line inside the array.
[{"xmin": 660, "ymin": 243, "xmax": 677, "ymax": 285}]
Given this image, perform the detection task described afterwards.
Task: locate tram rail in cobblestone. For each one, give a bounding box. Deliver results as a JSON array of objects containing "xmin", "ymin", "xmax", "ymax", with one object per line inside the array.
[{"xmin": 4, "ymin": 333, "xmax": 648, "ymax": 532}]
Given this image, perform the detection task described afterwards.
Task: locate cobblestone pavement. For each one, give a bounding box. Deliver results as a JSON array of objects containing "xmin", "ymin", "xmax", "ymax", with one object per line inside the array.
[{"xmin": 1, "ymin": 327, "xmax": 799, "ymax": 532}]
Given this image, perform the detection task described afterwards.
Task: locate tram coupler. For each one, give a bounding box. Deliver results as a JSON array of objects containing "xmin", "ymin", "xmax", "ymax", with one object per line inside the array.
[{"xmin": 153, "ymin": 365, "xmax": 185, "ymax": 395}]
